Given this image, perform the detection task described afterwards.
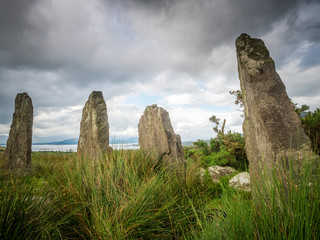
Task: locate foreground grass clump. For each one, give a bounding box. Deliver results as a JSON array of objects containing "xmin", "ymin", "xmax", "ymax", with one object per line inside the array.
[
  {"xmin": 1, "ymin": 149, "xmax": 319, "ymax": 239},
  {"xmin": 47, "ymin": 150, "xmax": 216, "ymax": 239},
  {"xmin": 0, "ymin": 150, "xmax": 218, "ymax": 239},
  {"xmin": 251, "ymin": 156, "xmax": 320, "ymax": 240},
  {"xmin": 0, "ymin": 175, "xmax": 62, "ymax": 239},
  {"xmin": 196, "ymin": 154, "xmax": 320, "ymax": 240}
]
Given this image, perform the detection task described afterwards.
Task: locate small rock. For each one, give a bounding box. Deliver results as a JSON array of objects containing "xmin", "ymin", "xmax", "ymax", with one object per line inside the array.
[
  {"xmin": 229, "ymin": 172, "xmax": 251, "ymax": 192},
  {"xmin": 199, "ymin": 168, "xmax": 206, "ymax": 178},
  {"xmin": 208, "ymin": 166, "xmax": 236, "ymax": 183}
]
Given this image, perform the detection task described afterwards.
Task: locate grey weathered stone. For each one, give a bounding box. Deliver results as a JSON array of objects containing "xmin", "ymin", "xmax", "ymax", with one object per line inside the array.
[
  {"xmin": 77, "ymin": 91, "xmax": 112, "ymax": 160},
  {"xmin": 229, "ymin": 172, "xmax": 251, "ymax": 192},
  {"xmin": 236, "ymin": 33, "xmax": 313, "ymax": 191},
  {"xmin": 138, "ymin": 104, "xmax": 185, "ymax": 169},
  {"xmin": 200, "ymin": 166, "xmax": 236, "ymax": 183},
  {"xmin": 2, "ymin": 92, "xmax": 33, "ymax": 174}
]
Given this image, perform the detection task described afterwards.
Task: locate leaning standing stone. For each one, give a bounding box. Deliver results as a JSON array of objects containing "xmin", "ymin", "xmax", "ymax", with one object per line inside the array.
[
  {"xmin": 138, "ymin": 104, "xmax": 185, "ymax": 169},
  {"xmin": 77, "ymin": 91, "xmax": 112, "ymax": 160},
  {"xmin": 2, "ymin": 92, "xmax": 33, "ymax": 174},
  {"xmin": 236, "ymin": 33, "xmax": 313, "ymax": 194}
]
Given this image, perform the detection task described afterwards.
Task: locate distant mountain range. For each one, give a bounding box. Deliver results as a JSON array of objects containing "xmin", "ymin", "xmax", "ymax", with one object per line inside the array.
[
  {"xmin": 0, "ymin": 135, "xmax": 139, "ymax": 145},
  {"xmin": 32, "ymin": 138, "xmax": 79, "ymax": 145},
  {"xmin": 0, "ymin": 135, "xmax": 196, "ymax": 146}
]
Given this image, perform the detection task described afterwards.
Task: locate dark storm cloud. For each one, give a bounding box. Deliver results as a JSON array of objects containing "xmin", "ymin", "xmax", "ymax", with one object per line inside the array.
[
  {"xmin": 301, "ymin": 43, "xmax": 320, "ymax": 68},
  {"xmin": 119, "ymin": 0, "xmax": 305, "ymax": 51},
  {"xmin": 1, "ymin": 0, "xmax": 318, "ymax": 75},
  {"xmin": 104, "ymin": 0, "xmax": 320, "ymax": 75},
  {"xmin": 0, "ymin": 0, "xmax": 320, "ymax": 128},
  {"xmin": 0, "ymin": 0, "xmax": 48, "ymax": 69}
]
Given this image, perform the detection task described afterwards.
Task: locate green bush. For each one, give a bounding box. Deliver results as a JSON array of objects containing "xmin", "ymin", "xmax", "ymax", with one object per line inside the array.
[
  {"xmin": 301, "ymin": 108, "xmax": 320, "ymax": 153},
  {"xmin": 191, "ymin": 132, "xmax": 248, "ymax": 170},
  {"xmin": 193, "ymin": 140, "xmax": 210, "ymax": 155}
]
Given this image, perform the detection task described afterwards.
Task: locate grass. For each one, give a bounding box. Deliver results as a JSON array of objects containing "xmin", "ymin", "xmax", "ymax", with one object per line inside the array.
[
  {"xmin": 0, "ymin": 149, "xmax": 319, "ymax": 239},
  {"xmin": 194, "ymin": 152, "xmax": 320, "ymax": 240}
]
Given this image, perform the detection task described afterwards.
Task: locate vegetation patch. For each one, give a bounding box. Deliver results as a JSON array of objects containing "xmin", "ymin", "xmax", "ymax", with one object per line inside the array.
[{"xmin": 0, "ymin": 148, "xmax": 318, "ymax": 239}]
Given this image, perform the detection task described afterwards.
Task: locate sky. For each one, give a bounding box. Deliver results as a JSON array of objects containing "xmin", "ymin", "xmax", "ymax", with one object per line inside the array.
[{"xmin": 0, "ymin": 0, "xmax": 320, "ymax": 142}]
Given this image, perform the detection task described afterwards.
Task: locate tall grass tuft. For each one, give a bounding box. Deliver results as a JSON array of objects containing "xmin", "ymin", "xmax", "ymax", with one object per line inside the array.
[
  {"xmin": 0, "ymin": 175, "xmax": 61, "ymax": 239},
  {"xmin": 196, "ymin": 152, "xmax": 320, "ymax": 240},
  {"xmin": 252, "ymin": 152, "xmax": 320, "ymax": 240},
  {"xmin": 46, "ymin": 150, "xmax": 215, "ymax": 239}
]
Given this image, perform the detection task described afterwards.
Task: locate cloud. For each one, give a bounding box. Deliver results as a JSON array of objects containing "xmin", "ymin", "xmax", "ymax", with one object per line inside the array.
[
  {"xmin": 279, "ymin": 60, "xmax": 320, "ymax": 109},
  {"xmin": 262, "ymin": 1, "xmax": 320, "ymax": 67},
  {"xmin": 33, "ymin": 106, "xmax": 82, "ymax": 138},
  {"xmin": 0, "ymin": 0, "xmax": 319, "ymax": 141}
]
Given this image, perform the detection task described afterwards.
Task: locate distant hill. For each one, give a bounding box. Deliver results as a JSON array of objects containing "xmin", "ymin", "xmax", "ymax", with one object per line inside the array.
[
  {"xmin": 33, "ymin": 136, "xmax": 140, "ymax": 145},
  {"xmin": 33, "ymin": 136, "xmax": 65, "ymax": 144},
  {"xmin": 1, "ymin": 134, "xmax": 199, "ymax": 147},
  {"xmin": 110, "ymin": 137, "xmax": 139, "ymax": 144},
  {"xmin": 181, "ymin": 140, "xmax": 210, "ymax": 147},
  {"xmin": 182, "ymin": 141, "xmax": 195, "ymax": 146},
  {"xmin": 33, "ymin": 138, "xmax": 78, "ymax": 145},
  {"xmin": 0, "ymin": 135, "xmax": 72, "ymax": 145}
]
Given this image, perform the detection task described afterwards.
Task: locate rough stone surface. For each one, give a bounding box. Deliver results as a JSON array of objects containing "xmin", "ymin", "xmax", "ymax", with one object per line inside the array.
[
  {"xmin": 2, "ymin": 92, "xmax": 33, "ymax": 173},
  {"xmin": 236, "ymin": 33, "xmax": 313, "ymax": 189},
  {"xmin": 229, "ymin": 172, "xmax": 251, "ymax": 192},
  {"xmin": 77, "ymin": 91, "xmax": 112, "ymax": 160},
  {"xmin": 138, "ymin": 104, "xmax": 185, "ymax": 169},
  {"xmin": 205, "ymin": 166, "xmax": 236, "ymax": 183}
]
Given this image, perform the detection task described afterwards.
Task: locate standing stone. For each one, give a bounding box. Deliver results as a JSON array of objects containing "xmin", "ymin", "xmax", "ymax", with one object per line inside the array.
[
  {"xmin": 138, "ymin": 104, "xmax": 185, "ymax": 169},
  {"xmin": 236, "ymin": 33, "xmax": 313, "ymax": 192},
  {"xmin": 77, "ymin": 91, "xmax": 112, "ymax": 160},
  {"xmin": 2, "ymin": 92, "xmax": 33, "ymax": 174}
]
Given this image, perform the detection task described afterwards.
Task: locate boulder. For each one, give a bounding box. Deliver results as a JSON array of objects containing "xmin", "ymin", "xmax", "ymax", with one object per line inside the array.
[
  {"xmin": 236, "ymin": 33, "xmax": 314, "ymax": 193},
  {"xmin": 77, "ymin": 91, "xmax": 112, "ymax": 160},
  {"xmin": 2, "ymin": 92, "xmax": 33, "ymax": 174},
  {"xmin": 138, "ymin": 104, "xmax": 185, "ymax": 169},
  {"xmin": 229, "ymin": 172, "xmax": 251, "ymax": 192},
  {"xmin": 208, "ymin": 166, "xmax": 236, "ymax": 183}
]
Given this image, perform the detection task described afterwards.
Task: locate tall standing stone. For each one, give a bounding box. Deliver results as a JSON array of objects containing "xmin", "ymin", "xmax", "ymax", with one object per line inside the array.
[
  {"xmin": 138, "ymin": 104, "xmax": 185, "ymax": 169},
  {"xmin": 77, "ymin": 91, "xmax": 112, "ymax": 160},
  {"xmin": 236, "ymin": 33, "xmax": 313, "ymax": 192},
  {"xmin": 2, "ymin": 92, "xmax": 33, "ymax": 174}
]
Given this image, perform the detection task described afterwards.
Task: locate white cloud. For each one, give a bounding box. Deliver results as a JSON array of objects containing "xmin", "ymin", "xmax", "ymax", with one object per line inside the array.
[
  {"xmin": 0, "ymin": 124, "xmax": 10, "ymax": 136},
  {"xmin": 278, "ymin": 58, "xmax": 320, "ymax": 110},
  {"xmin": 33, "ymin": 106, "xmax": 82, "ymax": 138},
  {"xmin": 107, "ymin": 99, "xmax": 143, "ymax": 137},
  {"xmin": 166, "ymin": 105, "xmax": 243, "ymax": 141}
]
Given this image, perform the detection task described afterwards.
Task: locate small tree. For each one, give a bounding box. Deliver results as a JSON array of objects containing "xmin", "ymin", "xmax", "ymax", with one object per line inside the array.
[
  {"xmin": 209, "ymin": 115, "xmax": 226, "ymax": 136},
  {"xmin": 209, "ymin": 115, "xmax": 220, "ymax": 133},
  {"xmin": 207, "ymin": 115, "xmax": 248, "ymax": 169},
  {"xmin": 229, "ymin": 90, "xmax": 244, "ymax": 117}
]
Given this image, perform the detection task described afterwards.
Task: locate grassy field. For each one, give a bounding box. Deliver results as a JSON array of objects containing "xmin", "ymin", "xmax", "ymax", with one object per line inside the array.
[{"xmin": 0, "ymin": 150, "xmax": 319, "ymax": 239}]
